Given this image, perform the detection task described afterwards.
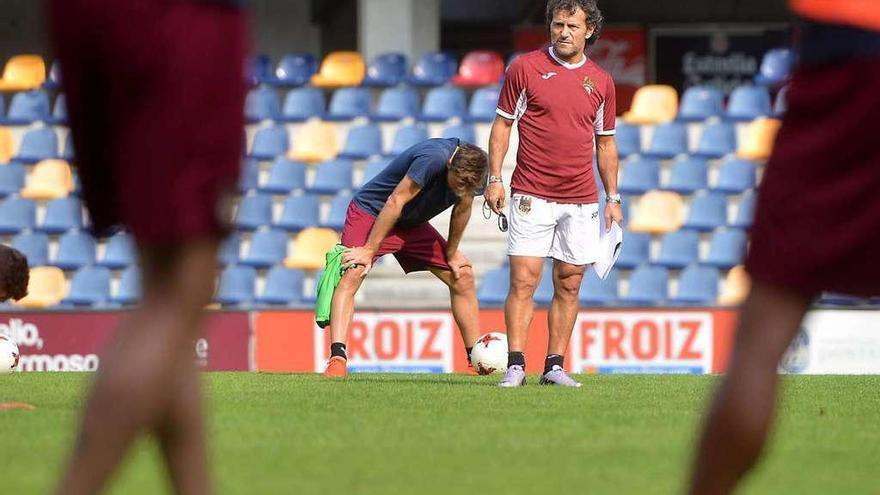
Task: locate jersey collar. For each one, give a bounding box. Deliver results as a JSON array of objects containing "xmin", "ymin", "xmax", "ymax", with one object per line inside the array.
[{"xmin": 547, "ymin": 46, "xmax": 587, "ymax": 69}]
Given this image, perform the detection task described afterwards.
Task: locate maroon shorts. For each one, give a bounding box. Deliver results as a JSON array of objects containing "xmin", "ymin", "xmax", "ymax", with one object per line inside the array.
[
  {"xmin": 48, "ymin": 0, "xmax": 248, "ymax": 243},
  {"xmin": 745, "ymin": 58, "xmax": 880, "ymax": 297},
  {"xmin": 340, "ymin": 203, "xmax": 451, "ymax": 273}
]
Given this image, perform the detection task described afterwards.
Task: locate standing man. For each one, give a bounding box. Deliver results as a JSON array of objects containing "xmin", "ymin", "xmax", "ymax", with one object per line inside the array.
[
  {"xmin": 326, "ymin": 139, "xmax": 489, "ymax": 377},
  {"xmin": 485, "ymin": 0, "xmax": 622, "ymax": 387}
]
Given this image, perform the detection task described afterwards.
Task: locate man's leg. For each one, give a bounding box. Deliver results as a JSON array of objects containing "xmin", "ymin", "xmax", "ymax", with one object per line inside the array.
[
  {"xmin": 499, "ymin": 255, "xmax": 544, "ymax": 386},
  {"xmin": 56, "ymin": 239, "xmax": 219, "ymax": 495},
  {"xmin": 540, "ymin": 260, "xmax": 585, "ymax": 386},
  {"xmin": 325, "ymin": 266, "xmax": 367, "ymax": 376},
  {"xmin": 688, "ymin": 282, "xmax": 811, "ymax": 495},
  {"xmin": 430, "ymin": 266, "xmax": 481, "ymax": 353}
]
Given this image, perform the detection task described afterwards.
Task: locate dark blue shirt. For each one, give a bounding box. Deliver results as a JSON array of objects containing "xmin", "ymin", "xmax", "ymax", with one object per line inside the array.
[{"xmin": 353, "ymin": 138, "xmax": 460, "ymax": 229}]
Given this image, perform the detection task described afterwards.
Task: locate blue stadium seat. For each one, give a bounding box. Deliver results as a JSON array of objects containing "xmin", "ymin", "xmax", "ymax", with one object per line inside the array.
[
  {"xmin": 685, "ymin": 191, "xmax": 728, "ymax": 231},
  {"xmin": 419, "ymin": 86, "xmax": 467, "ymax": 122},
  {"xmin": 234, "ymin": 194, "xmax": 273, "ymax": 231},
  {"xmin": 655, "ymin": 230, "xmax": 700, "ymax": 269},
  {"xmin": 371, "ymin": 86, "xmax": 419, "ymax": 122},
  {"xmin": 2, "ymin": 89, "xmax": 50, "ymax": 125},
  {"xmin": 11, "ymin": 231, "xmax": 49, "ymax": 266},
  {"xmin": 664, "ymin": 157, "xmax": 708, "ymax": 194},
  {"xmin": 0, "ymin": 94, "xmax": 4, "ymax": 116},
  {"xmin": 238, "ymin": 158, "xmax": 260, "ymax": 193},
  {"xmin": 63, "ymin": 266, "xmax": 111, "ymax": 307},
  {"xmin": 257, "ymin": 266, "xmax": 306, "ymax": 306},
  {"xmin": 732, "ymin": 191, "xmax": 756, "ymax": 228},
  {"xmin": 534, "ymin": 262, "xmax": 555, "ymax": 306},
  {"xmin": 773, "ymin": 85, "xmax": 788, "ymax": 117},
  {"xmin": 362, "ymin": 52, "xmax": 408, "ymax": 88},
  {"xmin": 694, "ymin": 121, "xmax": 736, "ymax": 159},
  {"xmin": 441, "ymin": 123, "xmax": 476, "ymax": 143},
  {"xmin": 112, "ymin": 266, "xmax": 141, "ymax": 305},
  {"xmin": 309, "ymin": 159, "xmax": 354, "ymax": 195},
  {"xmin": 338, "ymin": 123, "xmax": 383, "ymax": 160},
  {"xmin": 246, "ymin": 54, "xmax": 273, "ymax": 86},
  {"xmin": 215, "ymin": 265, "xmax": 256, "ymax": 306},
  {"xmin": 617, "ymin": 232, "xmax": 650, "ymax": 269},
  {"xmin": 271, "ymin": 53, "xmax": 317, "ymax": 87},
  {"xmin": 245, "ymin": 86, "xmax": 281, "ymax": 122},
  {"xmin": 408, "ymin": 52, "xmax": 457, "ymax": 87},
  {"xmin": 240, "ymin": 229, "xmax": 289, "ymax": 268},
  {"xmin": 275, "ymin": 193, "xmax": 321, "ymax": 231},
  {"xmin": 755, "ymin": 48, "xmax": 794, "ymax": 86},
  {"xmin": 322, "ymin": 192, "xmax": 353, "ymax": 230},
  {"xmin": 0, "ymin": 196, "xmax": 35, "ymax": 234},
  {"xmin": 643, "ymin": 122, "xmax": 688, "ymax": 159},
  {"xmin": 579, "ymin": 268, "xmax": 619, "ymax": 306},
  {"xmin": 248, "ymin": 125, "xmax": 289, "ymax": 160},
  {"xmin": 280, "ymin": 87, "xmax": 324, "ymax": 122},
  {"xmin": 619, "ymin": 158, "xmax": 660, "ymax": 194},
  {"xmin": 672, "ymin": 265, "xmax": 720, "ymax": 304},
  {"xmin": 360, "ymin": 157, "xmax": 390, "ymax": 187},
  {"xmin": 621, "ymin": 265, "xmax": 669, "ymax": 305},
  {"xmin": 726, "ymin": 85, "xmax": 771, "ymax": 121},
  {"xmin": 61, "ymin": 133, "xmax": 75, "ymax": 161},
  {"xmin": 14, "ymin": 127, "xmax": 58, "ymax": 163},
  {"xmin": 217, "ymin": 233, "xmax": 241, "ymax": 266},
  {"xmin": 466, "ymin": 86, "xmax": 501, "ymax": 123},
  {"xmin": 260, "ymin": 157, "xmax": 307, "ymax": 194},
  {"xmin": 615, "ymin": 123, "xmax": 642, "ymax": 158},
  {"xmin": 677, "ymin": 86, "xmax": 724, "ymax": 121},
  {"xmin": 38, "ymin": 197, "xmax": 83, "ymax": 233},
  {"xmin": 0, "ymin": 163, "xmax": 25, "ymax": 197},
  {"xmin": 53, "ymin": 230, "xmax": 96, "ymax": 270},
  {"xmin": 99, "ymin": 231, "xmax": 135, "ymax": 269},
  {"xmin": 43, "ymin": 59, "xmax": 62, "ymax": 90},
  {"xmin": 324, "ymin": 87, "xmax": 372, "ymax": 121},
  {"xmin": 714, "ymin": 158, "xmax": 756, "ymax": 193},
  {"xmin": 704, "ymin": 228, "xmax": 747, "ymax": 269},
  {"xmin": 477, "ymin": 266, "xmax": 509, "ymax": 306},
  {"xmin": 387, "ymin": 124, "xmax": 429, "ymax": 156},
  {"xmin": 49, "ymin": 93, "xmax": 67, "ymax": 125}
]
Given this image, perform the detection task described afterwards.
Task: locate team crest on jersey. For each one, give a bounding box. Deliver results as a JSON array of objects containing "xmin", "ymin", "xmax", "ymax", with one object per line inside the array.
[
  {"xmin": 582, "ymin": 76, "xmax": 595, "ymax": 95},
  {"xmin": 518, "ymin": 196, "xmax": 532, "ymax": 215}
]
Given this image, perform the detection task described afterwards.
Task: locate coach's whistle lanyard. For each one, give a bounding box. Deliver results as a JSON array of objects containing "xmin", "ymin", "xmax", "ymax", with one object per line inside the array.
[{"xmin": 482, "ymin": 200, "xmax": 508, "ymax": 233}]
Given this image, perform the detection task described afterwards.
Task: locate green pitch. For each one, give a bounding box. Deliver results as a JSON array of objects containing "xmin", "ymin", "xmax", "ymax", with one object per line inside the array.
[{"xmin": 1, "ymin": 373, "xmax": 878, "ymax": 494}]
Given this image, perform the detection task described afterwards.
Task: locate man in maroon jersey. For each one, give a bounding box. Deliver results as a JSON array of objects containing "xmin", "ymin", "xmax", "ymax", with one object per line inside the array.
[
  {"xmin": 485, "ymin": 0, "xmax": 622, "ymax": 387},
  {"xmin": 48, "ymin": 0, "xmax": 248, "ymax": 493}
]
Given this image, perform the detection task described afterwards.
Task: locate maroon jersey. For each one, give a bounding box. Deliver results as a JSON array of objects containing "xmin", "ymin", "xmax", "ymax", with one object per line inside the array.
[{"xmin": 496, "ymin": 47, "xmax": 616, "ymax": 204}]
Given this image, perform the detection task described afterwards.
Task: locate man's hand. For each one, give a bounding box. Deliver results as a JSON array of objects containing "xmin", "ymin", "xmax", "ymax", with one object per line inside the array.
[
  {"xmin": 604, "ymin": 203, "xmax": 624, "ymax": 232},
  {"xmin": 484, "ymin": 182, "xmax": 506, "ymax": 215},
  {"xmin": 343, "ymin": 246, "xmax": 376, "ymax": 275},
  {"xmin": 446, "ymin": 250, "xmax": 472, "ymax": 281}
]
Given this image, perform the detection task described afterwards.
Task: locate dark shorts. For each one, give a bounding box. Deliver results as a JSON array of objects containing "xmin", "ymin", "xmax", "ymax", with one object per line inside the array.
[
  {"xmin": 49, "ymin": 0, "xmax": 248, "ymax": 243},
  {"xmin": 745, "ymin": 58, "xmax": 880, "ymax": 297},
  {"xmin": 340, "ymin": 203, "xmax": 451, "ymax": 273}
]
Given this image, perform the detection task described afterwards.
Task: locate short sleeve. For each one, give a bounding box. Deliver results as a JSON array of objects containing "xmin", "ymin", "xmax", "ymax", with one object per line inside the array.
[
  {"xmin": 595, "ymin": 74, "xmax": 617, "ymax": 136},
  {"xmin": 496, "ymin": 59, "xmax": 527, "ymax": 121},
  {"xmin": 405, "ymin": 153, "xmax": 446, "ymax": 188}
]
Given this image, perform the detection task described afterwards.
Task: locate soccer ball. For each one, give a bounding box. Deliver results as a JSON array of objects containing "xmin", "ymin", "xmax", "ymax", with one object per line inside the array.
[
  {"xmin": 0, "ymin": 335, "xmax": 20, "ymax": 373},
  {"xmin": 470, "ymin": 332, "xmax": 508, "ymax": 375}
]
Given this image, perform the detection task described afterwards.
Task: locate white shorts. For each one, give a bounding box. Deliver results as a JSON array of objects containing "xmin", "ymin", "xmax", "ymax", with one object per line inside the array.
[{"xmin": 507, "ymin": 193, "xmax": 600, "ymax": 265}]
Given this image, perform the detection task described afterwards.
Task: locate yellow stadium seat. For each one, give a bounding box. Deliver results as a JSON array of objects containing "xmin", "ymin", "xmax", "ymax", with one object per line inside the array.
[
  {"xmin": 16, "ymin": 266, "xmax": 66, "ymax": 309},
  {"xmin": 0, "ymin": 127, "xmax": 12, "ymax": 163},
  {"xmin": 628, "ymin": 190, "xmax": 685, "ymax": 234},
  {"xmin": 622, "ymin": 85, "xmax": 678, "ymax": 124},
  {"xmin": 284, "ymin": 228, "xmax": 340, "ymax": 270},
  {"xmin": 287, "ymin": 120, "xmax": 339, "ymax": 163},
  {"xmin": 21, "ymin": 159, "xmax": 73, "ymax": 200},
  {"xmin": 736, "ymin": 117, "xmax": 782, "ymax": 161},
  {"xmin": 311, "ymin": 51, "xmax": 366, "ymax": 88},
  {"xmin": 0, "ymin": 55, "xmax": 46, "ymax": 91},
  {"xmin": 718, "ymin": 265, "xmax": 751, "ymax": 306}
]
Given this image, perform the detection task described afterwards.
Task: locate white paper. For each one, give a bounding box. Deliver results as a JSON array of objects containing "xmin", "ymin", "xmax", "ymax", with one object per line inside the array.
[{"xmin": 593, "ymin": 222, "xmax": 623, "ymax": 280}]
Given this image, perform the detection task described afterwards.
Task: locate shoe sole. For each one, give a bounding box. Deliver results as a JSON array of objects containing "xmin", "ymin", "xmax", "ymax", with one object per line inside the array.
[
  {"xmin": 498, "ymin": 376, "xmax": 526, "ymax": 387},
  {"xmin": 539, "ymin": 377, "xmax": 582, "ymax": 387}
]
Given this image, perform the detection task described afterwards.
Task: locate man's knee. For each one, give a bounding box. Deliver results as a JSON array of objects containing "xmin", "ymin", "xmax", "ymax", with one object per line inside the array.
[
  {"xmin": 554, "ymin": 274, "xmax": 582, "ymax": 300},
  {"xmin": 510, "ymin": 271, "xmax": 540, "ymax": 297},
  {"xmin": 451, "ymin": 266, "xmax": 475, "ymax": 293},
  {"xmin": 336, "ymin": 267, "xmax": 366, "ymax": 293}
]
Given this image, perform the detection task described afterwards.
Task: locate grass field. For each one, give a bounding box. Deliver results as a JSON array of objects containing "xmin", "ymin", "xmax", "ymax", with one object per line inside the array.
[{"xmin": 1, "ymin": 373, "xmax": 879, "ymax": 495}]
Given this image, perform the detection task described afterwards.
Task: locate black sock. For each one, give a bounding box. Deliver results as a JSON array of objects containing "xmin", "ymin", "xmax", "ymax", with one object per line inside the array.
[
  {"xmin": 465, "ymin": 346, "xmax": 473, "ymax": 364},
  {"xmin": 508, "ymin": 351, "xmax": 525, "ymax": 368},
  {"xmin": 544, "ymin": 354, "xmax": 564, "ymax": 374},
  {"xmin": 330, "ymin": 342, "xmax": 347, "ymax": 360}
]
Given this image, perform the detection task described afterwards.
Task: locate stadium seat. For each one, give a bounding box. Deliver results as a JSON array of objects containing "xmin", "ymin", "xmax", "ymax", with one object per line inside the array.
[
  {"xmin": 321, "ymin": 192, "xmax": 353, "ymax": 230},
  {"xmin": 63, "ymin": 266, "xmax": 112, "ymax": 307},
  {"xmin": 234, "ymin": 193, "xmax": 273, "ymax": 231},
  {"xmin": 261, "ymin": 158, "xmax": 306, "ymax": 195},
  {"xmin": 677, "ymin": 85, "xmax": 724, "ymax": 121},
  {"xmin": 21, "ymin": 159, "xmax": 73, "ymax": 200},
  {"xmin": 371, "ymin": 86, "xmax": 419, "ymax": 122},
  {"xmin": 579, "ymin": 268, "xmax": 619, "ymax": 306},
  {"xmin": 773, "ymin": 85, "xmax": 789, "ymax": 117},
  {"xmin": 619, "ymin": 157, "xmax": 660, "ymax": 194},
  {"xmin": 477, "ymin": 266, "xmax": 509, "ymax": 306},
  {"xmin": 725, "ymin": 85, "xmax": 771, "ymax": 121},
  {"xmin": 240, "ymin": 229, "xmax": 289, "ymax": 268},
  {"xmin": 11, "ymin": 231, "xmax": 49, "ymax": 266},
  {"xmin": 53, "ymin": 230, "xmax": 96, "ymax": 270},
  {"xmin": 14, "ymin": 127, "xmax": 58, "ymax": 163},
  {"xmin": 284, "ymin": 227, "xmax": 340, "ymax": 270},
  {"xmin": 43, "ymin": 59, "xmax": 62, "ymax": 90},
  {"xmin": 441, "ymin": 123, "xmax": 476, "ymax": 143},
  {"xmin": 684, "ymin": 191, "xmax": 728, "ymax": 231},
  {"xmin": 271, "ymin": 52, "xmax": 317, "ymax": 87},
  {"xmin": 0, "ymin": 126, "xmax": 12, "ymax": 163},
  {"xmin": 37, "ymin": 197, "xmax": 83, "ymax": 233},
  {"xmin": 112, "ymin": 266, "xmax": 141, "ymax": 305},
  {"xmin": 466, "ymin": 86, "xmax": 502, "ymax": 123},
  {"xmin": 99, "ymin": 231, "xmax": 135, "ymax": 269},
  {"xmin": 308, "ymin": 159, "xmax": 354, "ymax": 195},
  {"xmin": 246, "ymin": 54, "xmax": 273, "ymax": 86},
  {"xmin": 287, "ymin": 120, "xmax": 338, "ymax": 163},
  {"xmin": 704, "ymin": 228, "xmax": 747, "ymax": 269},
  {"xmin": 655, "ymin": 230, "xmax": 700, "ymax": 269},
  {"xmin": 408, "ymin": 52, "xmax": 457, "ymax": 87},
  {"xmin": 280, "ymin": 87, "xmax": 324, "ymax": 122},
  {"xmin": 419, "ymin": 86, "xmax": 467, "ymax": 122},
  {"xmin": 693, "ymin": 121, "xmax": 736, "ymax": 159},
  {"xmin": 215, "ymin": 265, "xmax": 257, "ymax": 306},
  {"xmin": 311, "ymin": 51, "xmax": 366, "ymax": 88},
  {"xmin": 2, "ymin": 89, "xmax": 50, "ymax": 125},
  {"xmin": 362, "ymin": 52, "xmax": 408, "ymax": 87},
  {"xmin": 386, "ymin": 124, "xmax": 429, "ymax": 156},
  {"xmin": 0, "ymin": 196, "xmax": 35, "ymax": 234},
  {"xmin": 0, "ymin": 55, "xmax": 46, "ymax": 91},
  {"xmin": 0, "ymin": 163, "xmax": 25, "ymax": 197},
  {"xmin": 324, "ymin": 87, "xmax": 372, "ymax": 121},
  {"xmin": 672, "ymin": 265, "xmax": 720, "ymax": 304},
  {"xmin": 628, "ymin": 191, "xmax": 685, "ymax": 235},
  {"xmin": 621, "ymin": 265, "xmax": 668, "ymax": 305},
  {"xmin": 616, "ymin": 232, "xmax": 650, "ymax": 269},
  {"xmin": 49, "ymin": 93, "xmax": 67, "ymax": 125},
  {"xmin": 248, "ymin": 125, "xmax": 289, "ymax": 160},
  {"xmin": 615, "ymin": 122, "xmax": 642, "ymax": 157},
  {"xmin": 718, "ymin": 265, "xmax": 750, "ymax": 306},
  {"xmin": 257, "ymin": 266, "xmax": 306, "ymax": 306},
  {"xmin": 622, "ymin": 85, "xmax": 678, "ymax": 124},
  {"xmin": 16, "ymin": 266, "xmax": 65, "ymax": 309},
  {"xmin": 643, "ymin": 122, "xmax": 688, "ymax": 159},
  {"xmin": 664, "ymin": 157, "xmax": 708, "ymax": 194},
  {"xmin": 754, "ymin": 48, "xmax": 794, "ymax": 87},
  {"xmin": 338, "ymin": 123, "xmax": 383, "ymax": 160},
  {"xmin": 275, "ymin": 193, "xmax": 321, "ymax": 231},
  {"xmin": 533, "ymin": 262, "xmax": 555, "ymax": 307},
  {"xmin": 245, "ymin": 86, "xmax": 281, "ymax": 122},
  {"xmin": 238, "ymin": 158, "xmax": 259, "ymax": 193},
  {"xmin": 736, "ymin": 117, "xmax": 781, "ymax": 161},
  {"xmin": 451, "ymin": 50, "xmax": 504, "ymax": 87},
  {"xmin": 360, "ymin": 157, "xmax": 390, "ymax": 187},
  {"xmin": 731, "ymin": 191, "xmax": 756, "ymax": 228},
  {"xmin": 714, "ymin": 158, "xmax": 757, "ymax": 193},
  {"xmin": 217, "ymin": 233, "xmax": 242, "ymax": 266},
  {"xmin": 61, "ymin": 133, "xmax": 74, "ymax": 161}
]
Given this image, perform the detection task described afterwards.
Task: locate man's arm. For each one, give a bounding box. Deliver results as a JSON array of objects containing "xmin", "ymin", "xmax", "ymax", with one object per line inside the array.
[
  {"xmin": 485, "ymin": 115, "xmax": 514, "ymax": 214},
  {"xmin": 446, "ymin": 197, "xmax": 473, "ymax": 258},
  {"xmin": 596, "ymin": 134, "xmax": 623, "ymax": 230}
]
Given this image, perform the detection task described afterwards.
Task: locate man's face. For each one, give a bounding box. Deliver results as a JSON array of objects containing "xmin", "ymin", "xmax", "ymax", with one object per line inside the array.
[
  {"xmin": 447, "ymin": 170, "xmax": 472, "ymax": 199},
  {"xmin": 549, "ymin": 7, "xmax": 593, "ymax": 60}
]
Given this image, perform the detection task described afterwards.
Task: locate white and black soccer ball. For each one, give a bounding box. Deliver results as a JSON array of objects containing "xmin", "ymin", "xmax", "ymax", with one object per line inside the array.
[
  {"xmin": 0, "ymin": 335, "xmax": 20, "ymax": 373},
  {"xmin": 470, "ymin": 332, "xmax": 508, "ymax": 375}
]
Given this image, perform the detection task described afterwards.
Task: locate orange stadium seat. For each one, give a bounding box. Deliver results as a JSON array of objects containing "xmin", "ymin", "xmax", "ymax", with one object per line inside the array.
[
  {"xmin": 0, "ymin": 55, "xmax": 46, "ymax": 91},
  {"xmin": 16, "ymin": 266, "xmax": 66, "ymax": 309},
  {"xmin": 287, "ymin": 120, "xmax": 339, "ymax": 163},
  {"xmin": 628, "ymin": 190, "xmax": 686, "ymax": 234},
  {"xmin": 21, "ymin": 159, "xmax": 73, "ymax": 200},
  {"xmin": 0, "ymin": 127, "xmax": 12, "ymax": 163},
  {"xmin": 284, "ymin": 227, "xmax": 340, "ymax": 270},
  {"xmin": 737, "ymin": 117, "xmax": 781, "ymax": 161},
  {"xmin": 718, "ymin": 265, "xmax": 751, "ymax": 306},
  {"xmin": 623, "ymin": 85, "xmax": 678, "ymax": 125},
  {"xmin": 311, "ymin": 51, "xmax": 366, "ymax": 88}
]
